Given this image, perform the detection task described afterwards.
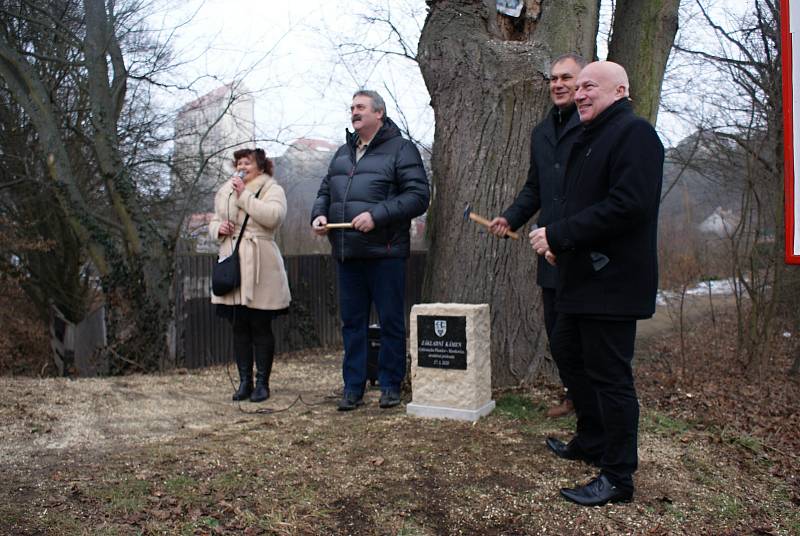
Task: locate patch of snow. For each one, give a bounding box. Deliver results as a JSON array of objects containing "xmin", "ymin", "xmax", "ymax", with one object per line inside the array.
[{"xmin": 656, "ymin": 278, "xmax": 740, "ymax": 306}]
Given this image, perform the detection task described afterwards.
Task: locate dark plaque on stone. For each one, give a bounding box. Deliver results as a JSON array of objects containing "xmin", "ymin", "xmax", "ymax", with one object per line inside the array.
[{"xmin": 417, "ymin": 315, "xmax": 467, "ymax": 369}]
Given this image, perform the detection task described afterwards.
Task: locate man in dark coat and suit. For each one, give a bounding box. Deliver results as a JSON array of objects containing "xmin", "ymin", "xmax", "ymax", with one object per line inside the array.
[
  {"xmin": 311, "ymin": 90, "xmax": 430, "ymax": 412},
  {"xmin": 489, "ymin": 53, "xmax": 587, "ymax": 418},
  {"xmin": 530, "ymin": 61, "xmax": 664, "ymax": 506}
]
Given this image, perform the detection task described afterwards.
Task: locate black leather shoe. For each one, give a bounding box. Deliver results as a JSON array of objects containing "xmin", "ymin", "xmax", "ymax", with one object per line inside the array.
[
  {"xmin": 379, "ymin": 390, "xmax": 401, "ymax": 408},
  {"xmin": 337, "ymin": 392, "xmax": 364, "ymax": 411},
  {"xmin": 545, "ymin": 437, "xmax": 600, "ymax": 465},
  {"xmin": 560, "ymin": 474, "xmax": 633, "ymax": 506}
]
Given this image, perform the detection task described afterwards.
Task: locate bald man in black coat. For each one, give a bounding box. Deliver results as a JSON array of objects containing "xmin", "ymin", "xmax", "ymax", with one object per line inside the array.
[{"xmin": 530, "ymin": 61, "xmax": 664, "ymax": 506}]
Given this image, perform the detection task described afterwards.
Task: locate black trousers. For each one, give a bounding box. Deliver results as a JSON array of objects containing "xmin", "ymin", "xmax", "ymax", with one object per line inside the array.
[
  {"xmin": 549, "ymin": 313, "xmax": 639, "ymax": 490},
  {"xmin": 227, "ymin": 307, "xmax": 275, "ymax": 360},
  {"xmin": 542, "ymin": 287, "xmax": 572, "ymax": 401},
  {"xmin": 541, "ymin": 287, "xmax": 558, "ymax": 340}
]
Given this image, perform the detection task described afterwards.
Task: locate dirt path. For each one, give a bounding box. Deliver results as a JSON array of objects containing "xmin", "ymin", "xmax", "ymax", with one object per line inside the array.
[
  {"xmin": 1, "ymin": 299, "xmax": 797, "ymax": 535},
  {"xmin": 0, "ymin": 351, "xmax": 344, "ymax": 465},
  {"xmin": 0, "ymin": 297, "xmax": 720, "ymax": 467},
  {"xmin": 637, "ymin": 293, "xmax": 736, "ymax": 343}
]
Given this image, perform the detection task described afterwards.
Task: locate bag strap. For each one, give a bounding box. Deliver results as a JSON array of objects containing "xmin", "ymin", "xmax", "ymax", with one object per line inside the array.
[{"xmin": 230, "ymin": 183, "xmax": 266, "ymax": 255}]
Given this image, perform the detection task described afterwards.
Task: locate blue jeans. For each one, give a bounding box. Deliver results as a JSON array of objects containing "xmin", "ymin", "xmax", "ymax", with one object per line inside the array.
[{"xmin": 337, "ymin": 258, "xmax": 406, "ymax": 396}]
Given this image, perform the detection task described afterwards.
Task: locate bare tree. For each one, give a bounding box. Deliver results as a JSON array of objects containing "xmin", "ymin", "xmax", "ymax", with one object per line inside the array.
[
  {"xmin": 0, "ymin": 86, "xmax": 90, "ymax": 326},
  {"xmin": 316, "ymin": 0, "xmax": 433, "ymax": 153},
  {"xmin": 668, "ymin": 0, "xmax": 799, "ymax": 376},
  {"xmin": 1, "ymin": 0, "xmax": 309, "ymax": 374},
  {"xmin": 607, "ymin": 0, "xmax": 680, "ymax": 123},
  {"xmin": 0, "ymin": 0, "xmax": 203, "ymax": 371}
]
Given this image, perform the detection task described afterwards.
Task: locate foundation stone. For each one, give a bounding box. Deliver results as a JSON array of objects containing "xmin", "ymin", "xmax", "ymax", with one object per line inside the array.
[{"xmin": 406, "ymin": 303, "xmax": 494, "ymax": 422}]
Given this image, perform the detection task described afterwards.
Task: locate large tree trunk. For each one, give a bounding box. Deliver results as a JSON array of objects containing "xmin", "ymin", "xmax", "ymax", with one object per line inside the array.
[
  {"xmin": 418, "ymin": 0, "xmax": 597, "ymax": 387},
  {"xmin": 607, "ymin": 0, "xmax": 680, "ymax": 124},
  {"xmin": 83, "ymin": 0, "xmax": 172, "ymax": 371}
]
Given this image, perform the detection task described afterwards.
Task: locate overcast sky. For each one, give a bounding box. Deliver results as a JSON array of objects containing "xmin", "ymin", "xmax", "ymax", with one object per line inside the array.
[
  {"xmin": 151, "ymin": 0, "xmax": 429, "ymax": 155},
  {"xmin": 153, "ymin": 0, "xmax": 751, "ymax": 154}
]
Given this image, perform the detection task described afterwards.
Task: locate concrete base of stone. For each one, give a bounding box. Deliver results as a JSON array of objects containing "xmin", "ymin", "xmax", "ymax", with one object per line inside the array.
[{"xmin": 406, "ymin": 400, "xmax": 495, "ymax": 422}]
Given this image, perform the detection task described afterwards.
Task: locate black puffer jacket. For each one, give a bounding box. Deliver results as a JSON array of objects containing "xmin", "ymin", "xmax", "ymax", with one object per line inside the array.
[{"xmin": 310, "ymin": 117, "xmax": 430, "ymax": 261}]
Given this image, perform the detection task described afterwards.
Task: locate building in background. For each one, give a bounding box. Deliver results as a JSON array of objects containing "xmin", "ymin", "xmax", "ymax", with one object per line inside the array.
[
  {"xmin": 274, "ymin": 138, "xmax": 338, "ymax": 256},
  {"xmin": 172, "ymin": 84, "xmax": 255, "ymax": 213}
]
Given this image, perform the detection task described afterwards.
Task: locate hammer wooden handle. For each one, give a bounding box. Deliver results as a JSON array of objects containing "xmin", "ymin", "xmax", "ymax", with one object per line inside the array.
[
  {"xmin": 325, "ymin": 223, "xmax": 354, "ymax": 229},
  {"xmin": 468, "ymin": 213, "xmax": 519, "ymax": 240}
]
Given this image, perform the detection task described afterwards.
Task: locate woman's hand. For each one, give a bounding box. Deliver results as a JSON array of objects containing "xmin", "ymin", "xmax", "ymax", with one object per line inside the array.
[
  {"xmin": 231, "ymin": 175, "xmax": 245, "ymax": 197},
  {"xmin": 218, "ymin": 220, "xmax": 235, "ymax": 237}
]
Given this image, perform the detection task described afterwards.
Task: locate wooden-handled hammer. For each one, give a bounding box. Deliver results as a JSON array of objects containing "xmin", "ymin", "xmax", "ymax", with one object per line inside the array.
[{"xmin": 463, "ymin": 204, "xmax": 519, "ymax": 240}]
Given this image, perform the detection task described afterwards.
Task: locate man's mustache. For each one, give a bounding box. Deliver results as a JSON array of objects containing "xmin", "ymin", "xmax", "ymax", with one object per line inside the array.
[{"xmin": 351, "ymin": 114, "xmax": 362, "ymax": 122}]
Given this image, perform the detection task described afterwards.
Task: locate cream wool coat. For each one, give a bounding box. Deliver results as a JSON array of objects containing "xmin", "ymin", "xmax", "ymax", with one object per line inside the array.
[{"xmin": 209, "ymin": 174, "xmax": 291, "ymax": 310}]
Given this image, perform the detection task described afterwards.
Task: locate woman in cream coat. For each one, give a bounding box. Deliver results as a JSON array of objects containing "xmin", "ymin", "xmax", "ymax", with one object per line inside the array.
[{"xmin": 209, "ymin": 148, "xmax": 291, "ymax": 402}]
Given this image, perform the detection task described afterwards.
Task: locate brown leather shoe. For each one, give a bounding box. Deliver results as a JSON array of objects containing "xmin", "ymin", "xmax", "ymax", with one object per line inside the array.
[{"xmin": 546, "ymin": 398, "xmax": 574, "ymax": 418}]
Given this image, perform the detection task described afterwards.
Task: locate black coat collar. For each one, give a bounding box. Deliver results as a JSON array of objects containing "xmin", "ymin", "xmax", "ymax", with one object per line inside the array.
[
  {"xmin": 581, "ymin": 99, "xmax": 633, "ymax": 136},
  {"xmin": 543, "ymin": 104, "xmax": 580, "ymax": 144},
  {"xmin": 346, "ymin": 116, "xmax": 402, "ymax": 151}
]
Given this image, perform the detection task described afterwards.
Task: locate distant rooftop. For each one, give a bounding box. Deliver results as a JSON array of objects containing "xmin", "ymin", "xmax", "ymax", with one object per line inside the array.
[
  {"xmin": 288, "ymin": 138, "xmax": 338, "ymax": 153},
  {"xmin": 179, "ymin": 83, "xmax": 250, "ymax": 115}
]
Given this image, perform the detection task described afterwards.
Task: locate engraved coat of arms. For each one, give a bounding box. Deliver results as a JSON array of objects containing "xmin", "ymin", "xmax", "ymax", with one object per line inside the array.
[{"xmin": 434, "ymin": 319, "xmax": 447, "ymax": 337}]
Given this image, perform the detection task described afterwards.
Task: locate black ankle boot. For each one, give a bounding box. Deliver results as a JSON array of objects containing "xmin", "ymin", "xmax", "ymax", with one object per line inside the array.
[
  {"xmin": 250, "ymin": 344, "xmax": 273, "ymax": 402},
  {"xmin": 250, "ymin": 380, "xmax": 269, "ymax": 402},
  {"xmin": 233, "ymin": 376, "xmax": 253, "ymax": 401},
  {"xmin": 232, "ymin": 350, "xmax": 253, "ymax": 401}
]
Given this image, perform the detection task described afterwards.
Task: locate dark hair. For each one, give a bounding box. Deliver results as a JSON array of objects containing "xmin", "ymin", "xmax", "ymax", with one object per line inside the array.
[
  {"xmin": 232, "ymin": 148, "xmax": 273, "ymax": 176},
  {"xmin": 551, "ymin": 53, "xmax": 588, "ymax": 70}
]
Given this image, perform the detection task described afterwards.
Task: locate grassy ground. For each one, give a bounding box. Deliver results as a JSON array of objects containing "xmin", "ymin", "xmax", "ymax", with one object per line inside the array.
[{"xmin": 1, "ymin": 304, "xmax": 798, "ymax": 535}]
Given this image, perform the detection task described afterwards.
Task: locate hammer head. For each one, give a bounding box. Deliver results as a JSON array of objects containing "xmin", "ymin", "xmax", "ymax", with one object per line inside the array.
[{"xmin": 463, "ymin": 203, "xmax": 472, "ymax": 221}]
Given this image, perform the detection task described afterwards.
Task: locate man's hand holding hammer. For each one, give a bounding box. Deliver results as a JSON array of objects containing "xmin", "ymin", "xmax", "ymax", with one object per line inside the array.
[
  {"xmin": 351, "ymin": 211, "xmax": 375, "ymax": 233},
  {"xmin": 530, "ymin": 226, "xmax": 557, "ymax": 266},
  {"xmin": 311, "ymin": 215, "xmax": 328, "ymax": 236},
  {"xmin": 488, "ymin": 217, "xmax": 512, "ymax": 238},
  {"xmin": 312, "ymin": 212, "xmax": 375, "ymax": 235}
]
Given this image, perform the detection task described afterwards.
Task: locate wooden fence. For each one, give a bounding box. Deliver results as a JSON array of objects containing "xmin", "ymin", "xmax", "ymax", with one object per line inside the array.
[
  {"xmin": 173, "ymin": 253, "xmax": 426, "ymax": 369},
  {"xmin": 50, "ymin": 305, "xmax": 108, "ymax": 377}
]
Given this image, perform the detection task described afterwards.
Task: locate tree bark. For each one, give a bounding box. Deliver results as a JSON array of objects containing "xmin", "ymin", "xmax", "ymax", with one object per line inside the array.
[
  {"xmin": 84, "ymin": 0, "xmax": 142, "ymax": 258},
  {"xmin": 82, "ymin": 0, "xmax": 171, "ymax": 370},
  {"xmin": 418, "ymin": 0, "xmax": 597, "ymax": 387},
  {"xmin": 607, "ymin": 0, "xmax": 680, "ymax": 124}
]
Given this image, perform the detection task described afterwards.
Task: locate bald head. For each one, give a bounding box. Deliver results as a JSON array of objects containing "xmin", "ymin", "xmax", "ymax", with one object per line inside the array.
[{"xmin": 574, "ymin": 61, "xmax": 630, "ymax": 123}]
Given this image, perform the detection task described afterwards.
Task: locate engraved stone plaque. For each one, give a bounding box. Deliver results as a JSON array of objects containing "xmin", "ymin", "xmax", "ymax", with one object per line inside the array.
[{"xmin": 417, "ymin": 315, "xmax": 467, "ymax": 369}]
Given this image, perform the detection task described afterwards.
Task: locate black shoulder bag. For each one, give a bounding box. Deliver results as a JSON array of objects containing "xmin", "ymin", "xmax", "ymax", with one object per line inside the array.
[{"xmin": 212, "ymin": 184, "xmax": 265, "ymax": 296}]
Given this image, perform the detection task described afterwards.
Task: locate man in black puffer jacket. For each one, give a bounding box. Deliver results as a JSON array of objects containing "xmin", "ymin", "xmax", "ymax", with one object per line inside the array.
[{"xmin": 311, "ymin": 90, "xmax": 430, "ymax": 411}]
